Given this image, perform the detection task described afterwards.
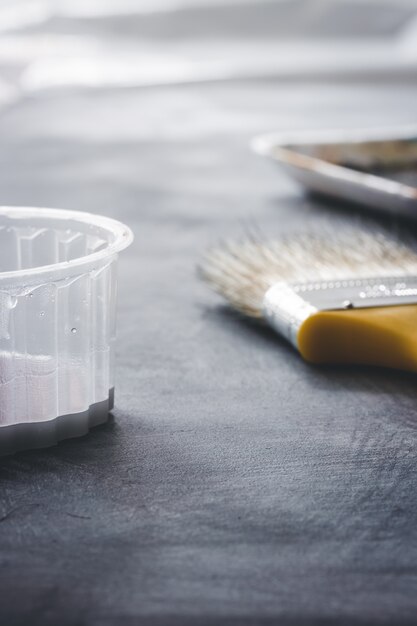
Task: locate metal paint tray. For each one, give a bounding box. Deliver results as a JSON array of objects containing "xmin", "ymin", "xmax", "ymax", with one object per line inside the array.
[{"xmin": 252, "ymin": 126, "xmax": 417, "ymax": 217}]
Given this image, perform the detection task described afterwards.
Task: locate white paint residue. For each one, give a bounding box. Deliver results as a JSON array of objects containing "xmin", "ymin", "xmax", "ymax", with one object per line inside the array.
[{"xmin": 0, "ymin": 351, "xmax": 89, "ymax": 426}]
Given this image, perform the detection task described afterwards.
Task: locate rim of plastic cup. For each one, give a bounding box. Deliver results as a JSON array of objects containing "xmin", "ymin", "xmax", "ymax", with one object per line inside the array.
[{"xmin": 0, "ymin": 206, "xmax": 133, "ymax": 287}]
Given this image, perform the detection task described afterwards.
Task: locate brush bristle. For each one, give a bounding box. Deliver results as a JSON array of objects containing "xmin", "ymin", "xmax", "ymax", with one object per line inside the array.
[{"xmin": 199, "ymin": 229, "xmax": 417, "ymax": 318}]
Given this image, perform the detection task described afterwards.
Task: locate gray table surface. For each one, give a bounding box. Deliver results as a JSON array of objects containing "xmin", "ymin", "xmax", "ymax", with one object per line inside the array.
[{"xmin": 1, "ymin": 1, "xmax": 417, "ymax": 624}]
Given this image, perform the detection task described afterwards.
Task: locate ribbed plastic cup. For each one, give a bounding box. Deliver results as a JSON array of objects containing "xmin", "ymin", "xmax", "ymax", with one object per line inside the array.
[{"xmin": 0, "ymin": 206, "xmax": 133, "ymax": 455}]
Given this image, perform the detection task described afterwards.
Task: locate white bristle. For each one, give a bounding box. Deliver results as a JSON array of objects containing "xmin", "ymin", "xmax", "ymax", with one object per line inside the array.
[{"xmin": 199, "ymin": 229, "xmax": 417, "ymax": 318}]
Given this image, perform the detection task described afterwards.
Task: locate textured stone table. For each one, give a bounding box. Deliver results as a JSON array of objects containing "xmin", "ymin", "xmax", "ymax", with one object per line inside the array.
[{"xmin": 1, "ymin": 1, "xmax": 417, "ymax": 624}]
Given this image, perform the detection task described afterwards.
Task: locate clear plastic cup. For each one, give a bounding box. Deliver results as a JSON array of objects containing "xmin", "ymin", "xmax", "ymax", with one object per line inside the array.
[{"xmin": 0, "ymin": 206, "xmax": 133, "ymax": 455}]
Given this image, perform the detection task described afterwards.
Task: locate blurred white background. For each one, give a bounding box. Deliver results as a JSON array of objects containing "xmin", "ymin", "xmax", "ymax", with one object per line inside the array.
[
  {"xmin": 0, "ymin": 0, "xmax": 417, "ymax": 142},
  {"xmin": 1, "ymin": 0, "xmax": 417, "ymax": 95}
]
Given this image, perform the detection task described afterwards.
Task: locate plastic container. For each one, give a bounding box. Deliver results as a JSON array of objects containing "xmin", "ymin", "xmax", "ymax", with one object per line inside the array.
[{"xmin": 0, "ymin": 206, "xmax": 133, "ymax": 455}]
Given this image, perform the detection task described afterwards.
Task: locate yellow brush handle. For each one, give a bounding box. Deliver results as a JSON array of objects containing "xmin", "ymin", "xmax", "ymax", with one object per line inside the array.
[{"xmin": 297, "ymin": 304, "xmax": 417, "ymax": 372}]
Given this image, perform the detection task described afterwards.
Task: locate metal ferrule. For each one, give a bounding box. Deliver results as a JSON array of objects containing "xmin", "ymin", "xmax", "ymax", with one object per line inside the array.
[{"xmin": 262, "ymin": 275, "xmax": 417, "ymax": 349}]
